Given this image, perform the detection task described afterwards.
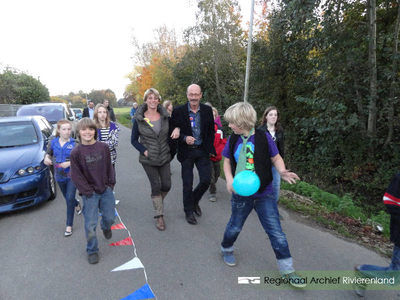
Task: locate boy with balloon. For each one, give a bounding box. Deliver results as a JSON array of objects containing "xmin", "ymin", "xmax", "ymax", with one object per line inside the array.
[{"xmin": 220, "ymin": 102, "xmax": 306, "ymax": 288}]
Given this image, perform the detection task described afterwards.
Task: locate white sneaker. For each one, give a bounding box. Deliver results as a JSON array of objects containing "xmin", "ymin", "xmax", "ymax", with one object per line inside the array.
[{"xmin": 209, "ymin": 194, "xmax": 216, "ymax": 202}]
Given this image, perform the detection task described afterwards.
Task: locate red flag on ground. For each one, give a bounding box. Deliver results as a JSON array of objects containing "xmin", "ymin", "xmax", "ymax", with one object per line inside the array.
[
  {"xmin": 109, "ymin": 237, "xmax": 133, "ymax": 246},
  {"xmin": 111, "ymin": 223, "xmax": 126, "ymax": 230}
]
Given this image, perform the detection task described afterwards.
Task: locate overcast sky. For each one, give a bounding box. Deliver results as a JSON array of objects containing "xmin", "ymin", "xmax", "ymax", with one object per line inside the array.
[{"xmin": 0, "ymin": 0, "xmax": 253, "ymax": 100}]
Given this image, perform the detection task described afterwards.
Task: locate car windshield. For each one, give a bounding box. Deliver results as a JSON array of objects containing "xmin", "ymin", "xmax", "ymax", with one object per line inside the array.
[
  {"xmin": 0, "ymin": 122, "xmax": 38, "ymax": 147},
  {"xmin": 17, "ymin": 106, "xmax": 63, "ymax": 123}
]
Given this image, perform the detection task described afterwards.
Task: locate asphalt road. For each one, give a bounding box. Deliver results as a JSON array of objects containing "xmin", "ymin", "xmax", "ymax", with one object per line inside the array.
[{"xmin": 1, "ymin": 124, "xmax": 399, "ymax": 300}]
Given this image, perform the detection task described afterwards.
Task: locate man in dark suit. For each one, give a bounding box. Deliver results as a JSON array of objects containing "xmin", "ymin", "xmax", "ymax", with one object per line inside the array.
[
  {"xmin": 103, "ymin": 99, "xmax": 116, "ymax": 122},
  {"xmin": 170, "ymin": 84, "xmax": 216, "ymax": 225},
  {"xmin": 82, "ymin": 100, "xmax": 95, "ymax": 119}
]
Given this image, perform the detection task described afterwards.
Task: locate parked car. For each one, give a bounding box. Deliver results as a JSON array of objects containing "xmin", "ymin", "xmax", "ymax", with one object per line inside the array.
[
  {"xmin": 71, "ymin": 108, "xmax": 83, "ymax": 119},
  {"xmin": 16, "ymin": 102, "xmax": 77, "ymax": 137},
  {"xmin": 0, "ymin": 116, "xmax": 57, "ymax": 213}
]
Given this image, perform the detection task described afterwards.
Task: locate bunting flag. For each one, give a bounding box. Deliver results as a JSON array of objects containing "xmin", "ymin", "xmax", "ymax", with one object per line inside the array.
[
  {"xmin": 112, "ymin": 209, "xmax": 156, "ymax": 299},
  {"xmin": 111, "ymin": 257, "xmax": 144, "ymax": 272},
  {"xmin": 109, "ymin": 236, "xmax": 133, "ymax": 246},
  {"xmin": 120, "ymin": 284, "xmax": 155, "ymax": 300},
  {"xmin": 111, "ymin": 223, "xmax": 126, "ymax": 230}
]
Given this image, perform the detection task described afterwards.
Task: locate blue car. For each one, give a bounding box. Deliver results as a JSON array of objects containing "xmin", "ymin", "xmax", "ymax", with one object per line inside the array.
[
  {"xmin": 71, "ymin": 108, "xmax": 83, "ymax": 120},
  {"xmin": 0, "ymin": 116, "xmax": 57, "ymax": 213}
]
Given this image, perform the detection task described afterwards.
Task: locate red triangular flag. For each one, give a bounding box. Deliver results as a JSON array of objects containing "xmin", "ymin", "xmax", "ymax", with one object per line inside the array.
[
  {"xmin": 111, "ymin": 223, "xmax": 126, "ymax": 230},
  {"xmin": 109, "ymin": 237, "xmax": 133, "ymax": 246}
]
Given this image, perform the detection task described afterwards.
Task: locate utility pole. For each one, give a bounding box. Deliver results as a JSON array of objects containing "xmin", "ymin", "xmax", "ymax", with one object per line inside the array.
[{"xmin": 244, "ymin": 0, "xmax": 255, "ymax": 103}]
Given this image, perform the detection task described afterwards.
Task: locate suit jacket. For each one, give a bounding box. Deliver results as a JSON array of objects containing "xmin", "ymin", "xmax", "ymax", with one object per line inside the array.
[
  {"xmin": 170, "ymin": 102, "xmax": 216, "ymax": 162},
  {"xmin": 82, "ymin": 107, "xmax": 92, "ymax": 119}
]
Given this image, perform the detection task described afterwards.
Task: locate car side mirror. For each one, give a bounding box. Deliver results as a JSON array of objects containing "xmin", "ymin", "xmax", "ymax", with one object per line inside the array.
[{"xmin": 68, "ymin": 116, "xmax": 74, "ymax": 121}]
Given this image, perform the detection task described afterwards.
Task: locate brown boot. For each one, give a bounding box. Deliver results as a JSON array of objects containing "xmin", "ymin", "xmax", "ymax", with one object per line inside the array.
[{"xmin": 156, "ymin": 216, "xmax": 165, "ymax": 231}]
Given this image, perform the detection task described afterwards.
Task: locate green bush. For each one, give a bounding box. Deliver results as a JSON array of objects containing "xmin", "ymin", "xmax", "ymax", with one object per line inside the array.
[
  {"xmin": 281, "ymin": 181, "xmax": 389, "ymax": 236},
  {"xmin": 117, "ymin": 113, "xmax": 132, "ymax": 129}
]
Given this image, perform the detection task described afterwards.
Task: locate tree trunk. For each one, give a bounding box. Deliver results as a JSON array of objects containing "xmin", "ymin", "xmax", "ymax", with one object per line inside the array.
[
  {"xmin": 367, "ymin": 0, "xmax": 377, "ymax": 136},
  {"xmin": 384, "ymin": 3, "xmax": 400, "ymax": 146}
]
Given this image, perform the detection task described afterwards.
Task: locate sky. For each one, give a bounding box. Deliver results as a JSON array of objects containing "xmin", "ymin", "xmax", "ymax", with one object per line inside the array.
[{"xmin": 0, "ymin": 0, "xmax": 253, "ymax": 100}]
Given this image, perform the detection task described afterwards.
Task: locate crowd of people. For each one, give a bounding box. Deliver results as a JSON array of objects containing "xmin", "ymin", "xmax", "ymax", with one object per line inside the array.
[{"xmin": 46, "ymin": 84, "xmax": 398, "ymax": 295}]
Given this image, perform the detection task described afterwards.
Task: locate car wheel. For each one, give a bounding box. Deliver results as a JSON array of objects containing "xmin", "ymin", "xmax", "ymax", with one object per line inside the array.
[{"xmin": 48, "ymin": 167, "xmax": 57, "ymax": 201}]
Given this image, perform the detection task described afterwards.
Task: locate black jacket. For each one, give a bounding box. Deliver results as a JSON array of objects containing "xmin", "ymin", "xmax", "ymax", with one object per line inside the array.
[
  {"xmin": 82, "ymin": 107, "xmax": 93, "ymax": 119},
  {"xmin": 107, "ymin": 106, "xmax": 116, "ymax": 122},
  {"xmin": 258, "ymin": 124, "xmax": 285, "ymax": 159},
  {"xmin": 229, "ymin": 128, "xmax": 273, "ymax": 194},
  {"xmin": 169, "ymin": 102, "xmax": 216, "ymax": 162}
]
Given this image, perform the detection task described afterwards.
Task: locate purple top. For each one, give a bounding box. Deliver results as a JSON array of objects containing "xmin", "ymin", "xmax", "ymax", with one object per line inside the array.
[
  {"xmin": 222, "ymin": 132, "xmax": 279, "ymax": 197},
  {"xmin": 214, "ymin": 115, "xmax": 223, "ymax": 128}
]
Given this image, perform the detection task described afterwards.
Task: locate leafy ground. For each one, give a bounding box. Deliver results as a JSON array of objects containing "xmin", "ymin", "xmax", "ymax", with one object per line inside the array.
[{"xmin": 280, "ymin": 190, "xmax": 392, "ymax": 257}]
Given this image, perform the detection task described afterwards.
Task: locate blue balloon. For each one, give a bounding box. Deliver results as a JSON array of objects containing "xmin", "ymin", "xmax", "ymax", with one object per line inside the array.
[{"xmin": 232, "ymin": 171, "xmax": 260, "ymax": 196}]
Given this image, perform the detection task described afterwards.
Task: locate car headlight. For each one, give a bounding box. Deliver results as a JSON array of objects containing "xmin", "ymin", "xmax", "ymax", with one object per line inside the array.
[{"xmin": 13, "ymin": 165, "xmax": 43, "ymax": 178}]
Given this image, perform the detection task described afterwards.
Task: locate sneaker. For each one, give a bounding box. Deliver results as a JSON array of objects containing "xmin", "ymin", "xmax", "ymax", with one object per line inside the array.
[
  {"xmin": 281, "ymin": 272, "xmax": 307, "ymax": 288},
  {"xmin": 88, "ymin": 253, "xmax": 99, "ymax": 264},
  {"xmin": 103, "ymin": 229, "xmax": 112, "ymax": 240},
  {"xmin": 353, "ymin": 265, "xmax": 366, "ymax": 297},
  {"xmin": 222, "ymin": 251, "xmax": 237, "ymax": 267},
  {"xmin": 209, "ymin": 194, "xmax": 217, "ymax": 202}
]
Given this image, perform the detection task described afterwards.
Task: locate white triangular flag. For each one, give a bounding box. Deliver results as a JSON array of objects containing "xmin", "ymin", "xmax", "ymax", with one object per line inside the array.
[{"xmin": 111, "ymin": 257, "xmax": 144, "ymax": 272}]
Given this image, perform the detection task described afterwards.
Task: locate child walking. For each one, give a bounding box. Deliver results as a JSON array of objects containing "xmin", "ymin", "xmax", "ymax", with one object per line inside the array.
[
  {"xmin": 353, "ymin": 171, "xmax": 400, "ymax": 297},
  {"xmin": 220, "ymin": 102, "xmax": 306, "ymax": 288},
  {"xmin": 93, "ymin": 103, "xmax": 120, "ymax": 167},
  {"xmin": 44, "ymin": 119, "xmax": 81, "ymax": 237},
  {"xmin": 209, "ymin": 106, "xmax": 226, "ymax": 202},
  {"xmin": 70, "ymin": 118, "xmax": 116, "ymax": 264}
]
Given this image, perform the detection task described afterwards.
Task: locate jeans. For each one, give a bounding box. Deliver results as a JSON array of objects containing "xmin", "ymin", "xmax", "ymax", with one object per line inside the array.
[
  {"xmin": 221, "ymin": 192, "xmax": 294, "ymax": 275},
  {"xmin": 209, "ymin": 160, "xmax": 221, "ymax": 195},
  {"xmin": 358, "ymin": 246, "xmax": 400, "ymax": 281},
  {"xmin": 181, "ymin": 147, "xmax": 211, "ymax": 215},
  {"xmin": 142, "ymin": 162, "xmax": 171, "ymax": 197},
  {"xmin": 271, "ymin": 166, "xmax": 281, "ymax": 202},
  {"xmin": 57, "ymin": 179, "xmax": 78, "ymax": 227},
  {"xmin": 82, "ymin": 187, "xmax": 115, "ymax": 255}
]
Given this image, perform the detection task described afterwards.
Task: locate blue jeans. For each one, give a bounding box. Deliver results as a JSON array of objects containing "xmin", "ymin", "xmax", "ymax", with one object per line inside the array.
[
  {"xmin": 181, "ymin": 147, "xmax": 211, "ymax": 215},
  {"xmin": 221, "ymin": 192, "xmax": 294, "ymax": 274},
  {"xmin": 82, "ymin": 187, "xmax": 115, "ymax": 255},
  {"xmin": 358, "ymin": 246, "xmax": 400, "ymax": 281},
  {"xmin": 58, "ymin": 179, "xmax": 78, "ymax": 227},
  {"xmin": 271, "ymin": 166, "xmax": 281, "ymax": 202}
]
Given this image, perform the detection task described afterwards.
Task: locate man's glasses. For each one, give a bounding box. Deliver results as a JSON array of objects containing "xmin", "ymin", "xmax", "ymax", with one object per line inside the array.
[{"xmin": 188, "ymin": 93, "xmax": 201, "ymax": 97}]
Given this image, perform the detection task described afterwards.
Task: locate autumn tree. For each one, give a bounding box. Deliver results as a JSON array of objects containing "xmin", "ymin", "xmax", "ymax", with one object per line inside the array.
[{"xmin": 126, "ymin": 26, "xmax": 184, "ymax": 102}]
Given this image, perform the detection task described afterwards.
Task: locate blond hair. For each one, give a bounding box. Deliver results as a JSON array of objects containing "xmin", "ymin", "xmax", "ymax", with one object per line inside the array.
[
  {"xmin": 144, "ymin": 88, "xmax": 161, "ymax": 102},
  {"xmin": 224, "ymin": 102, "xmax": 257, "ymax": 131}
]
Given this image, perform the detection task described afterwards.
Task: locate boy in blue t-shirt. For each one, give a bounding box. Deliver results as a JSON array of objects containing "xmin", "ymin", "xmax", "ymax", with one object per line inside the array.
[{"xmin": 220, "ymin": 102, "xmax": 305, "ymax": 288}]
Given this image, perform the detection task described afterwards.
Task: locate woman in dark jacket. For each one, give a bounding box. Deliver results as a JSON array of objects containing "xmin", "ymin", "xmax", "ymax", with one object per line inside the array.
[
  {"xmin": 131, "ymin": 88, "xmax": 172, "ymax": 231},
  {"xmin": 258, "ymin": 106, "xmax": 285, "ymax": 204}
]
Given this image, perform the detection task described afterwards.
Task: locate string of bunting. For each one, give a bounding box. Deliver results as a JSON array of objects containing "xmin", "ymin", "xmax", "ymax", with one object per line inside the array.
[{"xmin": 110, "ymin": 208, "xmax": 157, "ymax": 300}]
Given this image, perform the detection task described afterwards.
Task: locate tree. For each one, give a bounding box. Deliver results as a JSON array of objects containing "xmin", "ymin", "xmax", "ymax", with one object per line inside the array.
[
  {"xmin": 127, "ymin": 26, "xmax": 184, "ymax": 102},
  {"xmin": 87, "ymin": 89, "xmax": 117, "ymax": 106},
  {"xmin": 182, "ymin": 0, "xmax": 246, "ymax": 110},
  {"xmin": 50, "ymin": 96, "xmax": 68, "ymax": 105},
  {"xmin": 0, "ymin": 68, "xmax": 50, "ymax": 104}
]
